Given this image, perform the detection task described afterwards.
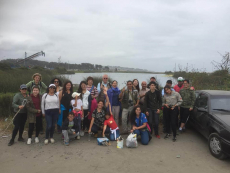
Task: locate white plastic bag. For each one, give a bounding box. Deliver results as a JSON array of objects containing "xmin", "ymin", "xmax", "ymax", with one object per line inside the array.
[{"xmin": 126, "ymin": 133, "xmax": 138, "ymax": 148}]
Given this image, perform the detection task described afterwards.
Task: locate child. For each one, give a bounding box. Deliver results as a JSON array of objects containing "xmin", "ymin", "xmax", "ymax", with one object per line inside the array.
[
  {"xmin": 103, "ymin": 103, "xmax": 120, "ymax": 141},
  {"xmin": 71, "ymin": 92, "xmax": 83, "ymax": 139},
  {"xmin": 62, "ymin": 112, "xmax": 80, "ymax": 146}
]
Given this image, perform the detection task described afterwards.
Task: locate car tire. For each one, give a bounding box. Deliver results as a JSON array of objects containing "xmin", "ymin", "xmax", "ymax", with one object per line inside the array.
[{"xmin": 208, "ymin": 133, "xmax": 227, "ymax": 160}]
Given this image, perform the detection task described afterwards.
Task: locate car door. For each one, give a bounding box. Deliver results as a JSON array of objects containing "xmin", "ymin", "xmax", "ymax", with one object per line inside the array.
[{"xmin": 193, "ymin": 92, "xmax": 210, "ymax": 137}]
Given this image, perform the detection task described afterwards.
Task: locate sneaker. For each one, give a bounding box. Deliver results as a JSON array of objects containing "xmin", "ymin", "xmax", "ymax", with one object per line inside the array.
[
  {"xmin": 44, "ymin": 139, "xmax": 49, "ymax": 145},
  {"xmin": 77, "ymin": 135, "xmax": 80, "ymax": 140},
  {"xmin": 50, "ymin": 138, "xmax": 55, "ymax": 144},
  {"xmin": 35, "ymin": 137, "xmax": 39, "ymax": 143},
  {"xmin": 8, "ymin": 139, "xmax": 14, "ymax": 146},
  {"xmin": 64, "ymin": 141, "xmax": 69, "ymax": 146},
  {"xmin": 155, "ymin": 135, "xmax": 160, "ymax": 139},
  {"xmin": 18, "ymin": 137, "xmax": 25, "ymax": 142},
  {"xmin": 173, "ymin": 137, "xmax": 177, "ymax": 142},
  {"xmin": 80, "ymin": 131, "xmax": 84, "ymax": 137},
  {"xmin": 164, "ymin": 134, "xmax": 169, "ymax": 139},
  {"xmin": 27, "ymin": 138, "xmax": 32, "ymax": 145}
]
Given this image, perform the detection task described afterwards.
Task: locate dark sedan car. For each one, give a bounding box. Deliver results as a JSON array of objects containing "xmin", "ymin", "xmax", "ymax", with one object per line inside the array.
[{"xmin": 189, "ymin": 90, "xmax": 230, "ymax": 159}]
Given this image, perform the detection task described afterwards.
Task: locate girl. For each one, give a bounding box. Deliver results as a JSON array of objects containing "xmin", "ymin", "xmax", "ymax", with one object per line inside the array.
[
  {"xmin": 133, "ymin": 79, "xmax": 140, "ymax": 92},
  {"xmin": 26, "ymin": 86, "xmax": 42, "ymax": 144},
  {"xmin": 41, "ymin": 84, "xmax": 59, "ymax": 145},
  {"xmin": 103, "ymin": 103, "xmax": 120, "ymax": 141},
  {"xmin": 130, "ymin": 106, "xmax": 150, "ymax": 145},
  {"xmin": 8, "ymin": 84, "xmax": 29, "ymax": 146}
]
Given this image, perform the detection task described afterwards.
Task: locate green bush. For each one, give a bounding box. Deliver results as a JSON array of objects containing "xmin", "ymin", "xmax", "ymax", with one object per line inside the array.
[{"xmin": 0, "ymin": 93, "xmax": 14, "ymax": 118}]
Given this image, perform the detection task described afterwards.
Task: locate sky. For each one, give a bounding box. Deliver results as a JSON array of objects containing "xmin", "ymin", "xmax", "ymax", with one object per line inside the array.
[{"xmin": 0, "ymin": 0, "xmax": 230, "ymax": 72}]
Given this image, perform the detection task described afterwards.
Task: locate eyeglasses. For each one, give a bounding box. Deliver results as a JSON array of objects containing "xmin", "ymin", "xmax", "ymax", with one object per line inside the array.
[
  {"xmin": 104, "ymin": 78, "xmax": 108, "ymax": 79},
  {"xmin": 54, "ymin": 81, "xmax": 59, "ymax": 83},
  {"xmin": 21, "ymin": 88, "xmax": 27, "ymax": 90}
]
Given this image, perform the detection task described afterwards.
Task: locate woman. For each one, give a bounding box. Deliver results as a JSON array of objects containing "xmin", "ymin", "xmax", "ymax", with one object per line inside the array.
[
  {"xmin": 163, "ymin": 85, "xmax": 182, "ymax": 142},
  {"xmin": 41, "ymin": 84, "xmax": 59, "ymax": 145},
  {"xmin": 107, "ymin": 80, "xmax": 120, "ymax": 125},
  {"xmin": 86, "ymin": 76, "xmax": 98, "ymax": 123},
  {"xmin": 26, "ymin": 73, "xmax": 47, "ymax": 95},
  {"xmin": 78, "ymin": 81, "xmax": 91, "ymax": 134},
  {"xmin": 26, "ymin": 86, "xmax": 42, "ymax": 144},
  {"xmin": 133, "ymin": 79, "xmax": 140, "ymax": 92},
  {"xmin": 58, "ymin": 81, "xmax": 73, "ymax": 128},
  {"xmin": 51, "ymin": 77, "xmax": 63, "ymax": 95},
  {"xmin": 88, "ymin": 89, "xmax": 110, "ymax": 136},
  {"xmin": 130, "ymin": 106, "xmax": 149, "ymax": 145},
  {"xmin": 8, "ymin": 84, "xmax": 29, "ymax": 146}
]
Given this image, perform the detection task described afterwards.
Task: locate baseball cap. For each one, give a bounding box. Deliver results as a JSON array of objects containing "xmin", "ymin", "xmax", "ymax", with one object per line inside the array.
[
  {"xmin": 20, "ymin": 84, "xmax": 27, "ymax": 90},
  {"xmin": 49, "ymin": 84, "xmax": 56, "ymax": 88},
  {"xmin": 72, "ymin": 92, "xmax": 81, "ymax": 98},
  {"xmin": 177, "ymin": 77, "xmax": 184, "ymax": 81}
]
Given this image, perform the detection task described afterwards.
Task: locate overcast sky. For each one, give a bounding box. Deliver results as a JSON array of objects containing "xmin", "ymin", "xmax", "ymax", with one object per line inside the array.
[{"xmin": 0, "ymin": 0, "xmax": 230, "ymax": 72}]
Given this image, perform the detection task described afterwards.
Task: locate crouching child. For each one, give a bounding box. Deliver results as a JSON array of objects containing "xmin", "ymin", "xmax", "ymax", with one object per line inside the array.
[
  {"xmin": 62, "ymin": 112, "xmax": 80, "ymax": 146},
  {"xmin": 102, "ymin": 103, "xmax": 120, "ymax": 141}
]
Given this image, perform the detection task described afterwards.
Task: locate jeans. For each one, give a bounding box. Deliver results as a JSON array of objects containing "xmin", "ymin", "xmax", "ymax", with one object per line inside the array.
[
  {"xmin": 11, "ymin": 113, "xmax": 27, "ymax": 140},
  {"xmin": 28, "ymin": 116, "xmax": 42, "ymax": 138},
  {"xmin": 110, "ymin": 129, "xmax": 120, "ymax": 141},
  {"xmin": 148, "ymin": 109, "xmax": 159, "ymax": 135},
  {"xmin": 164, "ymin": 107, "xmax": 178, "ymax": 137},
  {"xmin": 62, "ymin": 130, "xmax": 78, "ymax": 142},
  {"xmin": 134, "ymin": 129, "xmax": 149, "ymax": 145},
  {"xmin": 45, "ymin": 109, "xmax": 59, "ymax": 139},
  {"xmin": 121, "ymin": 106, "xmax": 133, "ymax": 133}
]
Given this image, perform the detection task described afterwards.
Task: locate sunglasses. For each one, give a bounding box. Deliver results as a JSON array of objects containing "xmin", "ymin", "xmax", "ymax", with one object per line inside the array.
[
  {"xmin": 104, "ymin": 78, "xmax": 108, "ymax": 79},
  {"xmin": 50, "ymin": 87, "xmax": 56, "ymax": 89},
  {"xmin": 21, "ymin": 88, "xmax": 27, "ymax": 90},
  {"xmin": 54, "ymin": 81, "xmax": 59, "ymax": 83}
]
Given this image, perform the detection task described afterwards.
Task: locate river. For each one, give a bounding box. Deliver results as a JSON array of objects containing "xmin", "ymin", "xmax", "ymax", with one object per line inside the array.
[{"xmin": 63, "ymin": 73, "xmax": 176, "ymax": 88}]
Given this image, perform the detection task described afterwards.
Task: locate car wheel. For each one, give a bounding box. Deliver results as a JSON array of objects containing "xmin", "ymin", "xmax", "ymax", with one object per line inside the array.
[{"xmin": 208, "ymin": 133, "xmax": 227, "ymax": 160}]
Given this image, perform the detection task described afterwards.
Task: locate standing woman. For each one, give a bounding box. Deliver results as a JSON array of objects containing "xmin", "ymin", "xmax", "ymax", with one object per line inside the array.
[
  {"xmin": 26, "ymin": 86, "xmax": 42, "ymax": 144},
  {"xmin": 41, "ymin": 84, "xmax": 59, "ymax": 145},
  {"xmin": 107, "ymin": 80, "xmax": 120, "ymax": 125},
  {"xmin": 133, "ymin": 79, "xmax": 140, "ymax": 93},
  {"xmin": 8, "ymin": 84, "xmax": 29, "ymax": 146},
  {"xmin": 130, "ymin": 106, "xmax": 150, "ymax": 145},
  {"xmin": 51, "ymin": 77, "xmax": 63, "ymax": 95},
  {"xmin": 58, "ymin": 81, "xmax": 73, "ymax": 127},
  {"xmin": 78, "ymin": 81, "xmax": 91, "ymax": 134},
  {"xmin": 86, "ymin": 76, "xmax": 99, "ymax": 123}
]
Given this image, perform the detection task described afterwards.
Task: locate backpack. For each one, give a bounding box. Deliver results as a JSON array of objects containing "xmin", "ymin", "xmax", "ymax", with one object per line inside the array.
[{"xmin": 28, "ymin": 81, "xmax": 42, "ymax": 95}]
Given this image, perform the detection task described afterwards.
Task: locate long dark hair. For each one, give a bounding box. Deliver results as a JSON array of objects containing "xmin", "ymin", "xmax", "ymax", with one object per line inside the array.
[
  {"xmin": 130, "ymin": 106, "xmax": 141, "ymax": 125},
  {"xmin": 62, "ymin": 81, "xmax": 73, "ymax": 94},
  {"xmin": 133, "ymin": 79, "xmax": 140, "ymax": 92},
  {"xmin": 78, "ymin": 81, "xmax": 87, "ymax": 99},
  {"xmin": 51, "ymin": 77, "xmax": 63, "ymax": 86}
]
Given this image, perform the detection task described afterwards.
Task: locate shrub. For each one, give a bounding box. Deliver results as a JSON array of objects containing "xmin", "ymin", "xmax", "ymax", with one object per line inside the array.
[{"xmin": 0, "ymin": 93, "xmax": 14, "ymax": 118}]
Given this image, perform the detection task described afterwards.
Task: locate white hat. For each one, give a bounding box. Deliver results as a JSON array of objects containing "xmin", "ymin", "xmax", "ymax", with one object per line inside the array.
[
  {"xmin": 177, "ymin": 77, "xmax": 184, "ymax": 81},
  {"xmin": 72, "ymin": 92, "xmax": 81, "ymax": 98},
  {"xmin": 49, "ymin": 84, "xmax": 56, "ymax": 88}
]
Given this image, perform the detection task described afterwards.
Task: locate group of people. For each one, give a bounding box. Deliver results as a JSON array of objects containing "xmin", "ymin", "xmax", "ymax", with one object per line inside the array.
[{"xmin": 8, "ymin": 73, "xmax": 196, "ymax": 146}]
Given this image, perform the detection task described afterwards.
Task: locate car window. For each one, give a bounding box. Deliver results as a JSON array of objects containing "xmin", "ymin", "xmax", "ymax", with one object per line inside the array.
[{"xmin": 195, "ymin": 94, "xmax": 208, "ymax": 109}]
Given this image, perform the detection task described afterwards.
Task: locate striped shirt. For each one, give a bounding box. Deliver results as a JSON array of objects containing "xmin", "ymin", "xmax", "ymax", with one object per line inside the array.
[{"xmin": 86, "ymin": 85, "xmax": 99, "ymax": 98}]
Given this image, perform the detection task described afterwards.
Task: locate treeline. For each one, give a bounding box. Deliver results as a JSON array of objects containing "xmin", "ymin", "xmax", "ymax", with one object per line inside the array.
[{"xmin": 173, "ymin": 70, "xmax": 230, "ymax": 90}]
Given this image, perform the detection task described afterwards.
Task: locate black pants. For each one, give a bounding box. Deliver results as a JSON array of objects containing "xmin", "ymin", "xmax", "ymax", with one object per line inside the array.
[
  {"xmin": 180, "ymin": 107, "xmax": 190, "ymax": 124},
  {"xmin": 164, "ymin": 107, "xmax": 178, "ymax": 137},
  {"xmin": 83, "ymin": 110, "xmax": 90, "ymax": 130},
  {"xmin": 62, "ymin": 110, "xmax": 69, "ymax": 122},
  {"xmin": 28, "ymin": 116, "xmax": 42, "ymax": 138},
  {"xmin": 91, "ymin": 124, "xmax": 110, "ymax": 134},
  {"xmin": 147, "ymin": 109, "xmax": 159, "ymax": 135},
  {"xmin": 12, "ymin": 113, "xmax": 27, "ymax": 140}
]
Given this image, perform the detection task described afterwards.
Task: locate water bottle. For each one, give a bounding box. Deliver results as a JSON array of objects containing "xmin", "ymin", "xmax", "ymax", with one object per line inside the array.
[{"xmin": 88, "ymin": 132, "xmax": 92, "ymax": 141}]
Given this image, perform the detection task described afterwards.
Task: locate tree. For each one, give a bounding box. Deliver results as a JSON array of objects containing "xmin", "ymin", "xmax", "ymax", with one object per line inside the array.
[{"xmin": 212, "ymin": 52, "xmax": 230, "ymax": 71}]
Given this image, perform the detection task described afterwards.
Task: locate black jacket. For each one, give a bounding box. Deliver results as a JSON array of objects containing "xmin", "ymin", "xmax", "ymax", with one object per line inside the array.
[
  {"xmin": 62, "ymin": 118, "xmax": 80, "ymax": 133},
  {"xmin": 144, "ymin": 90, "xmax": 162, "ymax": 111}
]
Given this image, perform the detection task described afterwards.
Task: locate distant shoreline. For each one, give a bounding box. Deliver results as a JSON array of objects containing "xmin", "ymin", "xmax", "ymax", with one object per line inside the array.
[{"xmin": 69, "ymin": 71, "xmax": 169, "ymax": 74}]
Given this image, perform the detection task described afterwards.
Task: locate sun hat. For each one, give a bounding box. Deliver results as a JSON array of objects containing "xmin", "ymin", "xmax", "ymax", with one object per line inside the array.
[
  {"xmin": 32, "ymin": 73, "xmax": 42, "ymax": 80},
  {"xmin": 177, "ymin": 77, "xmax": 184, "ymax": 81},
  {"xmin": 72, "ymin": 92, "xmax": 81, "ymax": 98}
]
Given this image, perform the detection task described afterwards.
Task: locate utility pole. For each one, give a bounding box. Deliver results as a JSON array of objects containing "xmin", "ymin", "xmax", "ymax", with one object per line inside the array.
[{"xmin": 24, "ymin": 52, "xmax": 27, "ymax": 67}]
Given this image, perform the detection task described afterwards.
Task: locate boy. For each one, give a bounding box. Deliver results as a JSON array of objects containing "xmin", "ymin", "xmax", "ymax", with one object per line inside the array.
[
  {"xmin": 62, "ymin": 112, "xmax": 80, "ymax": 146},
  {"xmin": 103, "ymin": 103, "xmax": 120, "ymax": 140}
]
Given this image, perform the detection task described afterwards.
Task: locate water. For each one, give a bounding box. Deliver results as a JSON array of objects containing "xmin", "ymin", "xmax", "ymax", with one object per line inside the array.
[{"xmin": 63, "ymin": 73, "xmax": 176, "ymax": 88}]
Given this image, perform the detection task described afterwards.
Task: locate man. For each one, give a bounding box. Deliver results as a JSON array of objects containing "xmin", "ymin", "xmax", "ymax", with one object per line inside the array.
[
  {"xmin": 147, "ymin": 77, "xmax": 159, "ymax": 90},
  {"xmin": 97, "ymin": 74, "xmax": 111, "ymax": 101},
  {"xmin": 139, "ymin": 81, "xmax": 149, "ymax": 112},
  {"xmin": 179, "ymin": 79, "xmax": 196, "ymax": 133},
  {"xmin": 173, "ymin": 77, "xmax": 184, "ymax": 93},
  {"xmin": 144, "ymin": 82, "xmax": 162, "ymax": 138},
  {"xmin": 162, "ymin": 80, "xmax": 175, "ymax": 96},
  {"xmin": 119, "ymin": 80, "xmax": 139, "ymax": 133}
]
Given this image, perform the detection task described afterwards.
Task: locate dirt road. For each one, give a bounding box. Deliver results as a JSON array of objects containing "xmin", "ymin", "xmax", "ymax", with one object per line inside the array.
[{"xmin": 0, "ymin": 126, "xmax": 229, "ymax": 173}]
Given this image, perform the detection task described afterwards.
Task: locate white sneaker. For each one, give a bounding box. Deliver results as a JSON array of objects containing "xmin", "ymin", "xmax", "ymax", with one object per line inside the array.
[
  {"xmin": 44, "ymin": 139, "xmax": 49, "ymax": 145},
  {"xmin": 27, "ymin": 138, "xmax": 32, "ymax": 145},
  {"xmin": 77, "ymin": 135, "xmax": 80, "ymax": 140},
  {"xmin": 80, "ymin": 131, "xmax": 84, "ymax": 137},
  {"xmin": 35, "ymin": 137, "xmax": 39, "ymax": 143},
  {"xmin": 50, "ymin": 138, "xmax": 55, "ymax": 144}
]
